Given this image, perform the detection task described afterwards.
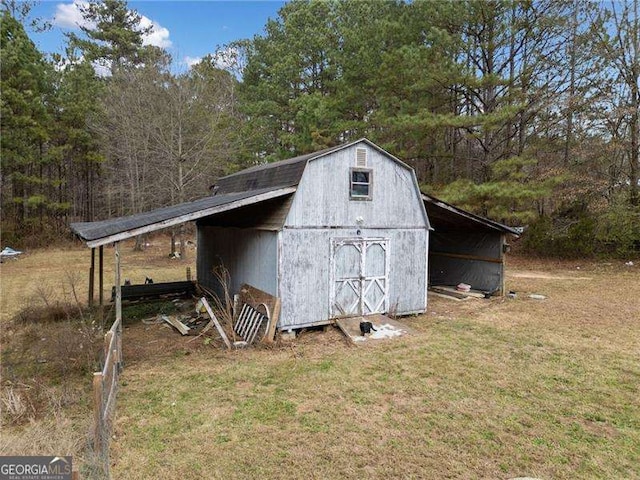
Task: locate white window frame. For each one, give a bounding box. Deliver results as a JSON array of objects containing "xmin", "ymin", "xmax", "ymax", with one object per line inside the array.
[{"xmin": 350, "ymin": 167, "xmax": 373, "ymax": 201}]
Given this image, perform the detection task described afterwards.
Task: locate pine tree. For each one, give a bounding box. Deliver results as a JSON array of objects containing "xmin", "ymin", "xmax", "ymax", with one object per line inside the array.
[
  {"xmin": 66, "ymin": 0, "xmax": 154, "ymax": 75},
  {"xmin": 0, "ymin": 10, "xmax": 51, "ymax": 238}
]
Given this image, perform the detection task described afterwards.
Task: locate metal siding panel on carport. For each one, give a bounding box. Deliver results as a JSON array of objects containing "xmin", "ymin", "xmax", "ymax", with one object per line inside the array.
[
  {"xmin": 423, "ymin": 194, "xmax": 518, "ymax": 295},
  {"xmin": 197, "ymin": 226, "xmax": 278, "ymax": 299},
  {"xmin": 428, "ymin": 229, "xmax": 505, "ymax": 293}
]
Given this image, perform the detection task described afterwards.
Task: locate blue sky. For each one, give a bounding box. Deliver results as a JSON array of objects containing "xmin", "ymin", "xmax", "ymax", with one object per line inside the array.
[{"xmin": 27, "ymin": 1, "xmax": 285, "ymax": 70}]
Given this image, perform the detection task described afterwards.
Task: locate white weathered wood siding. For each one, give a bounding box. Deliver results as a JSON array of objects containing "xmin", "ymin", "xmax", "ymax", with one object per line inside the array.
[
  {"xmin": 285, "ymin": 145, "xmax": 426, "ymax": 228},
  {"xmin": 279, "ymin": 142, "xmax": 429, "ymax": 329},
  {"xmin": 279, "ymin": 228, "xmax": 428, "ymax": 328},
  {"xmin": 197, "ymin": 226, "xmax": 278, "ymax": 298}
]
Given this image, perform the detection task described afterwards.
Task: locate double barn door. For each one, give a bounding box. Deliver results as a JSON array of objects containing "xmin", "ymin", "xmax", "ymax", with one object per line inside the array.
[{"xmin": 330, "ymin": 238, "xmax": 389, "ymax": 317}]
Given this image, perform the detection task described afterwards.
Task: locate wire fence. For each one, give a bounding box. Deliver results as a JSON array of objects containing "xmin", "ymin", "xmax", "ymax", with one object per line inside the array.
[{"xmin": 90, "ymin": 316, "xmax": 122, "ymax": 478}]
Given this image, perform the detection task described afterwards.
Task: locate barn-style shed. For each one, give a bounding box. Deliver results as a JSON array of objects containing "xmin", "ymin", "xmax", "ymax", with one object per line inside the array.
[
  {"xmin": 71, "ymin": 139, "xmax": 431, "ymax": 331},
  {"xmin": 422, "ymin": 194, "xmax": 520, "ymax": 295},
  {"xmin": 71, "ymin": 140, "xmax": 526, "ymax": 332},
  {"xmin": 199, "ymin": 139, "xmax": 431, "ymax": 329}
]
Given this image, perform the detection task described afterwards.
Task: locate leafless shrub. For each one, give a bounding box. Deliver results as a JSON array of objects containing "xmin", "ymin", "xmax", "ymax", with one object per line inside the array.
[
  {"xmin": 206, "ymin": 266, "xmax": 236, "ymax": 338},
  {"xmin": 0, "ymin": 385, "xmax": 33, "ymax": 424},
  {"xmin": 63, "ymin": 269, "xmax": 86, "ymax": 321},
  {"xmin": 34, "ymin": 282, "xmax": 57, "ymax": 309}
]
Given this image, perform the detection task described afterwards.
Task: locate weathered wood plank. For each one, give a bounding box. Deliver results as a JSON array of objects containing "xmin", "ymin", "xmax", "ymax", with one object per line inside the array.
[
  {"xmin": 430, "ymin": 250, "xmax": 503, "ymax": 264},
  {"xmin": 162, "ymin": 315, "xmax": 190, "ymax": 335},
  {"xmin": 200, "ymin": 297, "xmax": 232, "ymax": 349}
]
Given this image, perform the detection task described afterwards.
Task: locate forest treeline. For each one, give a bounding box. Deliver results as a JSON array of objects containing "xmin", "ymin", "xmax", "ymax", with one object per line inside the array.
[{"xmin": 1, "ymin": 0, "xmax": 639, "ymax": 257}]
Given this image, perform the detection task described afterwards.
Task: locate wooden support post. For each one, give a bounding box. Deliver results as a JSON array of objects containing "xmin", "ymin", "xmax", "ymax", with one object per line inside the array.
[
  {"xmin": 92, "ymin": 372, "xmax": 104, "ymax": 453},
  {"xmin": 114, "ymin": 242, "xmax": 122, "ymax": 323},
  {"xmin": 114, "ymin": 242, "xmax": 122, "ymax": 366},
  {"xmin": 88, "ymin": 248, "xmax": 95, "ymax": 307},
  {"xmin": 99, "ymin": 245, "xmax": 104, "ymax": 306},
  {"xmin": 500, "ymin": 234, "xmax": 506, "ymax": 296}
]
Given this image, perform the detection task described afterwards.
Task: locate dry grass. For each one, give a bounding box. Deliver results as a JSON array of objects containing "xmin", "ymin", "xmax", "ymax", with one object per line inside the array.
[
  {"xmin": 0, "ymin": 236, "xmax": 196, "ymax": 323},
  {"xmin": 2, "ymin": 242, "xmax": 638, "ymax": 478},
  {"xmin": 108, "ymin": 257, "xmax": 640, "ymax": 479},
  {"xmin": 0, "ymin": 236, "xmax": 196, "ymax": 469}
]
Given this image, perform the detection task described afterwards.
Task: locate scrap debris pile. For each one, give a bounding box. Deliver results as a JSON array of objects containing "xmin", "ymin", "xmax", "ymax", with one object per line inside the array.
[{"xmin": 142, "ymin": 284, "xmax": 279, "ymax": 349}]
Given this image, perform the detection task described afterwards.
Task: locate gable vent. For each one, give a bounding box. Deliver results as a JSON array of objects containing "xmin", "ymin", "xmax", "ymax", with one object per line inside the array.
[{"xmin": 355, "ymin": 148, "xmax": 368, "ymax": 167}]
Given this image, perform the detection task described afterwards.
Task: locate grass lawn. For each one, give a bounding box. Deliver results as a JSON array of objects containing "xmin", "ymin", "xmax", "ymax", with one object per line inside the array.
[
  {"xmin": 110, "ymin": 257, "xmax": 640, "ymax": 479},
  {"xmin": 0, "ymin": 237, "xmax": 197, "ymax": 467}
]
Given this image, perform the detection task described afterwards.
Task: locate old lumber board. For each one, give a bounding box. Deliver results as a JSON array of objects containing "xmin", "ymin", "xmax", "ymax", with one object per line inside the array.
[
  {"xmin": 162, "ymin": 315, "xmax": 190, "ymax": 335},
  {"xmin": 430, "ymin": 251, "xmax": 503, "ymax": 264},
  {"xmin": 429, "ymin": 286, "xmax": 470, "ymax": 301},
  {"xmin": 199, "ymin": 297, "xmax": 232, "ymax": 350},
  {"xmin": 111, "ymin": 281, "xmax": 196, "ymax": 302}
]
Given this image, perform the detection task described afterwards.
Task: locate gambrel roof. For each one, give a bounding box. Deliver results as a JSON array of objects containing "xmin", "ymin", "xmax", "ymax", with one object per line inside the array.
[{"xmin": 213, "ymin": 138, "xmax": 415, "ymax": 195}]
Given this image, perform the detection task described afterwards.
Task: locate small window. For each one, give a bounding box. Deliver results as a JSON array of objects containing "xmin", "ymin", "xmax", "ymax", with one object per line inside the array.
[{"xmin": 350, "ymin": 168, "xmax": 372, "ymax": 200}]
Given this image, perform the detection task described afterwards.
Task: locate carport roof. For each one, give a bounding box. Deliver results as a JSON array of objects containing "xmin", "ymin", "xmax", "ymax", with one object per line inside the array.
[
  {"xmin": 422, "ymin": 193, "xmax": 521, "ymax": 235},
  {"xmin": 70, "ymin": 187, "xmax": 296, "ymax": 248}
]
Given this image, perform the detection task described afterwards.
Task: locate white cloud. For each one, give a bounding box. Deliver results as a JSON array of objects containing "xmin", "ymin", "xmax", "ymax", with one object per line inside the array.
[
  {"xmin": 213, "ymin": 46, "xmax": 239, "ymax": 71},
  {"xmin": 92, "ymin": 60, "xmax": 112, "ymax": 78},
  {"xmin": 184, "ymin": 56, "xmax": 202, "ymax": 68},
  {"xmin": 52, "ymin": 54, "xmax": 111, "ymax": 78},
  {"xmin": 53, "ymin": 1, "xmax": 93, "ymax": 30},
  {"xmin": 52, "ymin": 2, "xmax": 172, "ymax": 49},
  {"xmin": 139, "ymin": 16, "xmax": 172, "ymax": 49}
]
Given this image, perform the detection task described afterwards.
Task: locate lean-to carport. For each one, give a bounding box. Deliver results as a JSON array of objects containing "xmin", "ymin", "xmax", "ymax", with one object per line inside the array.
[
  {"xmin": 69, "ymin": 187, "xmax": 296, "ymax": 322},
  {"xmin": 422, "ymin": 194, "xmax": 521, "ymax": 295}
]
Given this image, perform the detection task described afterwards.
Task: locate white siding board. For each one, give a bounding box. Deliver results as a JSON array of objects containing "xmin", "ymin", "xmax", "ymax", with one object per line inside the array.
[
  {"xmin": 279, "ymin": 227, "xmax": 427, "ymax": 329},
  {"xmin": 386, "ymin": 229, "xmax": 429, "ymax": 314},
  {"xmin": 285, "ymin": 145, "xmax": 427, "ymax": 228}
]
